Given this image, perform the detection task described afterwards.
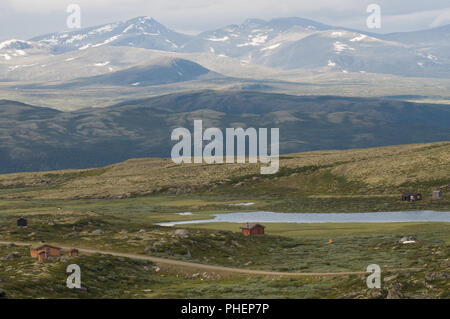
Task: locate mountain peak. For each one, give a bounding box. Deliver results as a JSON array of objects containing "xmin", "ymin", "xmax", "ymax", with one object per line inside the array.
[
  {"xmin": 241, "ymin": 18, "xmax": 267, "ymax": 28},
  {"xmin": 0, "ymin": 39, "xmax": 35, "ymax": 50},
  {"xmin": 267, "ymin": 17, "xmax": 330, "ymax": 30},
  {"xmin": 126, "ymin": 16, "xmax": 159, "ymax": 25},
  {"xmin": 30, "ymin": 16, "xmax": 190, "ymax": 53},
  {"xmin": 120, "ymin": 16, "xmax": 169, "ymax": 35}
]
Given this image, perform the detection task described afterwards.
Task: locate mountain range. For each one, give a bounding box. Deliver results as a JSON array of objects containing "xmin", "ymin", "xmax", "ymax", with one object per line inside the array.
[
  {"xmin": 0, "ymin": 16, "xmax": 449, "ymax": 80},
  {"xmin": 1, "ymin": 16, "xmax": 450, "ymax": 173}
]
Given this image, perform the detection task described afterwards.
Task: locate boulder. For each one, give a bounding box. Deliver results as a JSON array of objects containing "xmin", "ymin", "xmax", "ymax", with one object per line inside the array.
[
  {"xmin": 368, "ymin": 289, "xmax": 383, "ymax": 298},
  {"xmin": 383, "ymin": 274, "xmax": 398, "ymax": 282},
  {"xmin": 386, "ymin": 288, "xmax": 403, "ymax": 299},
  {"xmin": 1, "ymin": 252, "xmax": 20, "ymax": 260},
  {"xmin": 174, "ymin": 229, "xmax": 190, "ymax": 238},
  {"xmin": 425, "ymin": 272, "xmax": 448, "ymax": 280},
  {"xmin": 64, "ymin": 231, "xmax": 80, "ymax": 239},
  {"xmin": 399, "ymin": 236, "xmax": 416, "ymax": 243}
]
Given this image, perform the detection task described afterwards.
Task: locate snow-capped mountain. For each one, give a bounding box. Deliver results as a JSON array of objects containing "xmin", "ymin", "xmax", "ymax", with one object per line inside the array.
[
  {"xmin": 0, "ymin": 39, "xmax": 51, "ymax": 62},
  {"xmin": 179, "ymin": 17, "xmax": 450, "ymax": 77},
  {"xmin": 249, "ymin": 29, "xmax": 448, "ymax": 77},
  {"xmin": 0, "ymin": 39, "xmax": 39, "ymax": 50},
  {"xmin": 179, "ymin": 17, "xmax": 333, "ymax": 58},
  {"xmin": 1, "ymin": 16, "xmax": 448, "ymax": 78},
  {"xmin": 30, "ymin": 16, "xmax": 192, "ymax": 53}
]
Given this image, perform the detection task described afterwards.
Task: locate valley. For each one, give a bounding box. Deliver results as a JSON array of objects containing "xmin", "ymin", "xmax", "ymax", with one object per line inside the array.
[
  {"xmin": 0, "ymin": 92, "xmax": 449, "ymax": 173},
  {"xmin": 0, "ymin": 13, "xmax": 449, "ymax": 300},
  {"xmin": 0, "ymin": 142, "xmax": 448, "ymax": 298}
]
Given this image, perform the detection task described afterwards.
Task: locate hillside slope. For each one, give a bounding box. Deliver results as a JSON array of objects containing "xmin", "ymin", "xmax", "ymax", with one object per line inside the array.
[
  {"xmin": 0, "ymin": 142, "xmax": 448, "ymax": 202},
  {"xmin": 0, "ymin": 91, "xmax": 450, "ymax": 173}
]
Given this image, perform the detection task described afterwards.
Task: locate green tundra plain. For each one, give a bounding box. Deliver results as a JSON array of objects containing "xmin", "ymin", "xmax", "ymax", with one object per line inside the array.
[{"xmin": 0, "ymin": 142, "xmax": 449, "ymax": 299}]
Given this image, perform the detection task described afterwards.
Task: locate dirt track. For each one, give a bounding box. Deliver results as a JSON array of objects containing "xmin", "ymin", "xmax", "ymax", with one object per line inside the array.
[{"xmin": 0, "ymin": 240, "xmax": 372, "ymax": 277}]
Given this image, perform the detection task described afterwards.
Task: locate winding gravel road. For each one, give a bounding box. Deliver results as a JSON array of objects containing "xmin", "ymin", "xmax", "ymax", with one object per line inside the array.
[{"xmin": 0, "ymin": 240, "xmax": 389, "ymax": 277}]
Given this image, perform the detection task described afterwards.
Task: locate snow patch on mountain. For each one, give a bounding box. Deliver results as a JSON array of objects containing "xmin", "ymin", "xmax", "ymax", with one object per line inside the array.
[
  {"xmin": 350, "ymin": 34, "xmax": 368, "ymax": 42},
  {"xmin": 79, "ymin": 35, "xmax": 121, "ymax": 50},
  {"xmin": 90, "ymin": 24, "xmax": 118, "ymax": 34},
  {"xmin": 123, "ymin": 24, "xmax": 135, "ymax": 33},
  {"xmin": 165, "ymin": 39, "xmax": 178, "ymax": 48},
  {"xmin": 331, "ymin": 31, "xmax": 345, "ymax": 37},
  {"xmin": 66, "ymin": 34, "xmax": 88, "ymax": 44},
  {"xmin": 251, "ymin": 28, "xmax": 273, "ymax": 33},
  {"xmin": 334, "ymin": 41, "xmax": 355, "ymax": 53},
  {"xmin": 94, "ymin": 61, "xmax": 110, "ymax": 66},
  {"xmin": 8, "ymin": 64, "xmax": 37, "ymax": 71},
  {"xmin": 205, "ymin": 36, "xmax": 229, "ymax": 42},
  {"xmin": 427, "ymin": 54, "xmax": 438, "ymax": 61},
  {"xmin": 15, "ymin": 50, "xmax": 27, "ymax": 56},
  {"xmin": 261, "ymin": 43, "xmax": 281, "ymax": 51},
  {"xmin": 1, "ymin": 54, "xmax": 11, "ymax": 60},
  {"xmin": 237, "ymin": 34, "xmax": 268, "ymax": 47}
]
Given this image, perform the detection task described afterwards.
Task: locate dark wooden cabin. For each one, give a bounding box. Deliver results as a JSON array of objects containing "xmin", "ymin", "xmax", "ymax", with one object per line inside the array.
[
  {"xmin": 401, "ymin": 193, "xmax": 422, "ymax": 202},
  {"xmin": 17, "ymin": 217, "xmax": 27, "ymax": 227}
]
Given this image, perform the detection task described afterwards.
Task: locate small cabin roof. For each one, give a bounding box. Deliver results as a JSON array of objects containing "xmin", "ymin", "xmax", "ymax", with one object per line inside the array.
[
  {"xmin": 31, "ymin": 243, "xmax": 62, "ymax": 250},
  {"xmin": 240, "ymin": 223, "xmax": 265, "ymax": 230},
  {"xmin": 402, "ymin": 193, "xmax": 421, "ymax": 196}
]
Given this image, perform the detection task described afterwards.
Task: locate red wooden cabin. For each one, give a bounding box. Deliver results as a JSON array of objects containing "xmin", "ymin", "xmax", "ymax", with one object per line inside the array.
[{"xmin": 240, "ymin": 223, "xmax": 265, "ymax": 236}]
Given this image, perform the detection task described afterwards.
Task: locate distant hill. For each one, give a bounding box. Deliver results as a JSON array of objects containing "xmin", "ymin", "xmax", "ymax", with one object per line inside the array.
[
  {"xmin": 0, "ymin": 91, "xmax": 449, "ymax": 173},
  {"xmin": 0, "ymin": 141, "xmax": 448, "ymax": 201},
  {"xmin": 56, "ymin": 57, "xmax": 221, "ymax": 88}
]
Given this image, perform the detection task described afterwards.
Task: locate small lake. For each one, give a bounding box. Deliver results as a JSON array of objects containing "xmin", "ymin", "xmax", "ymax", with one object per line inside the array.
[{"xmin": 157, "ymin": 210, "xmax": 450, "ymax": 226}]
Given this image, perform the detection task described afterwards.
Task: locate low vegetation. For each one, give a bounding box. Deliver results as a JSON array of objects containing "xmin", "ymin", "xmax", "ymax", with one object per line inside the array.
[{"xmin": 0, "ymin": 142, "xmax": 448, "ymax": 298}]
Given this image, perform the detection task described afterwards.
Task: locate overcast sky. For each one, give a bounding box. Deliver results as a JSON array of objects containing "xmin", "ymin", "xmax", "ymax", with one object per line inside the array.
[{"xmin": 1, "ymin": 0, "xmax": 450, "ymax": 41}]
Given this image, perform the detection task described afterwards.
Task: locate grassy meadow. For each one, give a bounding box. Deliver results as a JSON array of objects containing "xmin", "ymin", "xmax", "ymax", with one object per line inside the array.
[{"xmin": 0, "ymin": 142, "xmax": 449, "ymax": 298}]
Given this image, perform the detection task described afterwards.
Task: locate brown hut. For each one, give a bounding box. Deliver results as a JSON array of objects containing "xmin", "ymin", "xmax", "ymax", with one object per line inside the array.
[
  {"xmin": 30, "ymin": 244, "xmax": 61, "ymax": 259},
  {"xmin": 37, "ymin": 251, "xmax": 47, "ymax": 262},
  {"xmin": 240, "ymin": 223, "xmax": 265, "ymax": 236},
  {"xmin": 68, "ymin": 249, "xmax": 79, "ymax": 257}
]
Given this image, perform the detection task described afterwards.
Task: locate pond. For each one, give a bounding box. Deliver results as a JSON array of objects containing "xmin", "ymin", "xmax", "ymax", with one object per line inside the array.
[{"xmin": 156, "ymin": 210, "xmax": 450, "ymax": 226}]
